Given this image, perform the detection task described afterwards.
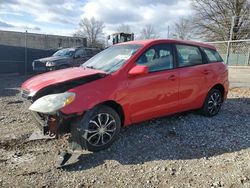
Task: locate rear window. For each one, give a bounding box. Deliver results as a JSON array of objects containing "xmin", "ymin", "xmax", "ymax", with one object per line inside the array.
[{"xmin": 202, "ymin": 48, "xmax": 223, "ymax": 63}]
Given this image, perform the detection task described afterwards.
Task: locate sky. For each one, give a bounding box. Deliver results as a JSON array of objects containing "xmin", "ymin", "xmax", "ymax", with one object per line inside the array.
[{"xmin": 0, "ymin": 0, "xmax": 192, "ymax": 38}]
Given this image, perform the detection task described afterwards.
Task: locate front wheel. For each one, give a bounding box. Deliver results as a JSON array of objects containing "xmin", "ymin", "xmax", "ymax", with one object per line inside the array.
[
  {"xmin": 70, "ymin": 105, "xmax": 121, "ymax": 152},
  {"xmin": 201, "ymin": 89, "xmax": 223, "ymax": 117}
]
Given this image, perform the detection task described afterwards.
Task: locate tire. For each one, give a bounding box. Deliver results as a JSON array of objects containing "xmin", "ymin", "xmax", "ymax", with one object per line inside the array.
[
  {"xmin": 200, "ymin": 89, "xmax": 223, "ymax": 117},
  {"xmin": 70, "ymin": 105, "xmax": 121, "ymax": 152}
]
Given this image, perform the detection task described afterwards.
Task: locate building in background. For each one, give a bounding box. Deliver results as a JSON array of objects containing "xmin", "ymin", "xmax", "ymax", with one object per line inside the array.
[
  {"xmin": 0, "ymin": 30, "xmax": 87, "ymax": 50},
  {"xmin": 0, "ymin": 30, "xmax": 87, "ymax": 74}
]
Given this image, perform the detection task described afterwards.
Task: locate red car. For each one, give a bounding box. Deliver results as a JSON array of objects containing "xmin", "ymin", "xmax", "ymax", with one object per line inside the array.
[{"xmin": 21, "ymin": 39, "xmax": 229, "ymax": 152}]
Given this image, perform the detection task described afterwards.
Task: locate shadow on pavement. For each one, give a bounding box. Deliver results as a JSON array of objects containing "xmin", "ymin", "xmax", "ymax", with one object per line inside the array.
[{"xmin": 63, "ymin": 97, "xmax": 250, "ymax": 171}]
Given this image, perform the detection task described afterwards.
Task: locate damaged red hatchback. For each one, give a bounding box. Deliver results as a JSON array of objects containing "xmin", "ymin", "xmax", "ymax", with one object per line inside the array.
[{"xmin": 21, "ymin": 39, "xmax": 229, "ymax": 152}]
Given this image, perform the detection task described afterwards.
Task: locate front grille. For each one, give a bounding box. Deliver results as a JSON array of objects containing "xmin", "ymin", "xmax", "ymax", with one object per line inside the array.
[{"xmin": 33, "ymin": 60, "xmax": 45, "ymax": 68}]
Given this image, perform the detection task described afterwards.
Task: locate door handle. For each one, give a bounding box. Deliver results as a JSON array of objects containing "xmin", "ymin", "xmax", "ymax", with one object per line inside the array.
[{"xmin": 168, "ymin": 75, "xmax": 176, "ymax": 81}]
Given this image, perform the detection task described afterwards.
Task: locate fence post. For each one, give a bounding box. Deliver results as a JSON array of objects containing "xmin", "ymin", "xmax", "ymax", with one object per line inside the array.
[
  {"xmin": 225, "ymin": 16, "xmax": 235, "ymax": 65},
  {"xmin": 247, "ymin": 47, "xmax": 250, "ymax": 66}
]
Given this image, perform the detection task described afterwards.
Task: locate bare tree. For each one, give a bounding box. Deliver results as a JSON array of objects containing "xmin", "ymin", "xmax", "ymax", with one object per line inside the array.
[
  {"xmin": 74, "ymin": 17, "xmax": 105, "ymax": 47},
  {"xmin": 140, "ymin": 25, "xmax": 159, "ymax": 39},
  {"xmin": 116, "ymin": 24, "xmax": 132, "ymax": 33},
  {"xmin": 192, "ymin": 0, "xmax": 250, "ymax": 41},
  {"xmin": 172, "ymin": 18, "xmax": 193, "ymax": 40}
]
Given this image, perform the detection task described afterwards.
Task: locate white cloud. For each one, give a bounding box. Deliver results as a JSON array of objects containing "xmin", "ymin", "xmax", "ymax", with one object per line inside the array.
[
  {"xmin": 0, "ymin": 0, "xmax": 83, "ymax": 24},
  {"xmin": 80, "ymin": 0, "xmax": 192, "ymax": 38},
  {"xmin": 0, "ymin": 0, "xmax": 193, "ymax": 37}
]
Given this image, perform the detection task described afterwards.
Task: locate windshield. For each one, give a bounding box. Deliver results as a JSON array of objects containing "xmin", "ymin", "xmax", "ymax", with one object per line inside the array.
[
  {"xmin": 53, "ymin": 48, "xmax": 76, "ymax": 57},
  {"xmin": 82, "ymin": 44, "xmax": 142, "ymax": 73}
]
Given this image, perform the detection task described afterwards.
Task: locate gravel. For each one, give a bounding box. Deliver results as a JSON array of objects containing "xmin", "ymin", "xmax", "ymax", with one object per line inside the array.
[{"xmin": 0, "ymin": 74, "xmax": 250, "ymax": 188}]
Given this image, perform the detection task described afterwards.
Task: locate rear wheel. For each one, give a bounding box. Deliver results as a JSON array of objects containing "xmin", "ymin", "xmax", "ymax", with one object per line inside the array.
[
  {"xmin": 70, "ymin": 105, "xmax": 121, "ymax": 152},
  {"xmin": 201, "ymin": 89, "xmax": 223, "ymax": 117}
]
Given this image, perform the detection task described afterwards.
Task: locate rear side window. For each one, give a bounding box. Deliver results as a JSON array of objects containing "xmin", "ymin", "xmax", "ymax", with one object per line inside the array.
[
  {"xmin": 202, "ymin": 48, "xmax": 223, "ymax": 63},
  {"xmin": 75, "ymin": 49, "xmax": 86, "ymax": 58},
  {"xmin": 93, "ymin": 49, "xmax": 100, "ymax": 55},
  {"xmin": 85, "ymin": 49, "xmax": 94, "ymax": 56},
  {"xmin": 176, "ymin": 44, "xmax": 203, "ymax": 67}
]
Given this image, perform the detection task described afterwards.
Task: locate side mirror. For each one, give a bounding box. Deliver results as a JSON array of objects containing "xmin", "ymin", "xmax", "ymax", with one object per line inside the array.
[{"xmin": 128, "ymin": 65, "xmax": 148, "ymax": 77}]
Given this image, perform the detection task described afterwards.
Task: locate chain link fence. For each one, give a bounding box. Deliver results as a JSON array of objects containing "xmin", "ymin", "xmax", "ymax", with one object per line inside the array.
[
  {"xmin": 206, "ymin": 14, "xmax": 250, "ymax": 66},
  {"xmin": 208, "ymin": 40, "xmax": 250, "ymax": 66}
]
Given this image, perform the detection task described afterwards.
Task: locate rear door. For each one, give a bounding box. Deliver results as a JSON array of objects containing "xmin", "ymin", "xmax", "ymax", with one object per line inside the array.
[
  {"xmin": 201, "ymin": 47, "xmax": 226, "ymax": 89},
  {"xmin": 175, "ymin": 44, "xmax": 208, "ymax": 111},
  {"xmin": 127, "ymin": 43, "xmax": 179, "ymax": 123},
  {"xmin": 85, "ymin": 49, "xmax": 96, "ymax": 60}
]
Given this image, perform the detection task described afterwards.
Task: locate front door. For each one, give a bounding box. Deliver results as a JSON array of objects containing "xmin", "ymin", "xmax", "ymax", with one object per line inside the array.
[{"xmin": 127, "ymin": 43, "xmax": 179, "ymax": 123}]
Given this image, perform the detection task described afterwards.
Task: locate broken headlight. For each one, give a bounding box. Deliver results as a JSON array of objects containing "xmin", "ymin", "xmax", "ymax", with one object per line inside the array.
[{"xmin": 29, "ymin": 92, "xmax": 76, "ymax": 114}]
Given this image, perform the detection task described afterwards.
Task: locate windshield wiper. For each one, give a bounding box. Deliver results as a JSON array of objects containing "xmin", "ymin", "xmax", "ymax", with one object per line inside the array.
[
  {"xmin": 85, "ymin": 66, "xmax": 95, "ymax": 69},
  {"xmin": 84, "ymin": 65, "xmax": 110, "ymax": 74}
]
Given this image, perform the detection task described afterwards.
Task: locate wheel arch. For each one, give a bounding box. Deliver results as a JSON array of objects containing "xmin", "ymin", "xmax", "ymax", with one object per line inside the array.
[
  {"xmin": 97, "ymin": 100, "xmax": 125, "ymax": 127},
  {"xmin": 210, "ymin": 83, "xmax": 225, "ymax": 101}
]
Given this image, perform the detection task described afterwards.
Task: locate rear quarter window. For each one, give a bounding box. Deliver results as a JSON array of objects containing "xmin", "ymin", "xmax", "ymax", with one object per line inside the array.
[{"xmin": 202, "ymin": 48, "xmax": 223, "ymax": 63}]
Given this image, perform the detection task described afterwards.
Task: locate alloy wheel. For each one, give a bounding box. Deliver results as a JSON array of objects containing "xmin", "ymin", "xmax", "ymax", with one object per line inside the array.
[
  {"xmin": 207, "ymin": 92, "xmax": 222, "ymax": 115},
  {"xmin": 86, "ymin": 113, "xmax": 117, "ymax": 146}
]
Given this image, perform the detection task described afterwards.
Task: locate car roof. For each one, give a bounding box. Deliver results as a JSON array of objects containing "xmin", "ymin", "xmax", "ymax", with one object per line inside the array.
[
  {"xmin": 58, "ymin": 47, "xmax": 76, "ymax": 51},
  {"xmin": 76, "ymin": 46, "xmax": 101, "ymax": 50},
  {"xmin": 59, "ymin": 47, "xmax": 100, "ymax": 50},
  {"xmin": 119, "ymin": 39, "xmax": 216, "ymax": 50}
]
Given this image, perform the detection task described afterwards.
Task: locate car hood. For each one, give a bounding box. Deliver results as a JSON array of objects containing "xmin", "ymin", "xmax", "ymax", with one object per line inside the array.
[
  {"xmin": 36, "ymin": 56, "xmax": 70, "ymax": 63},
  {"xmin": 22, "ymin": 67, "xmax": 107, "ymax": 95}
]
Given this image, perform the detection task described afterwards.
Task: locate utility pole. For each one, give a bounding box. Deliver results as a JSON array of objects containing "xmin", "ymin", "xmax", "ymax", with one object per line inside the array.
[
  {"xmin": 225, "ymin": 16, "xmax": 235, "ymax": 65},
  {"xmin": 167, "ymin": 25, "xmax": 170, "ymax": 38}
]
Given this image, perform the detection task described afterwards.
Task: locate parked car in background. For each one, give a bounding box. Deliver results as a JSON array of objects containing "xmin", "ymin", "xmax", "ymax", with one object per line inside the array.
[
  {"xmin": 32, "ymin": 47, "xmax": 101, "ymax": 72},
  {"xmin": 22, "ymin": 39, "xmax": 228, "ymax": 152}
]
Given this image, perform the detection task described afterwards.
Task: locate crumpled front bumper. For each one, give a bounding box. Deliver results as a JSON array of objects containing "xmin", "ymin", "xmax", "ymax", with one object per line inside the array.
[
  {"xmin": 21, "ymin": 89, "xmax": 77, "ymax": 139},
  {"xmin": 30, "ymin": 111, "xmax": 60, "ymax": 138}
]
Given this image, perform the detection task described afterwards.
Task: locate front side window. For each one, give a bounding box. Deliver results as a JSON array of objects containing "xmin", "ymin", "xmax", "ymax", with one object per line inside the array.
[
  {"xmin": 75, "ymin": 49, "xmax": 85, "ymax": 58},
  {"xmin": 202, "ymin": 48, "xmax": 223, "ymax": 63},
  {"xmin": 82, "ymin": 44, "xmax": 142, "ymax": 73},
  {"xmin": 176, "ymin": 45, "xmax": 203, "ymax": 67},
  {"xmin": 136, "ymin": 44, "xmax": 174, "ymax": 72}
]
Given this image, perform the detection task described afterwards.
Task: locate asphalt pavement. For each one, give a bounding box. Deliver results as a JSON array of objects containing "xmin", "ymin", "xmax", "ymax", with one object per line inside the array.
[{"xmin": 229, "ymin": 66, "xmax": 250, "ymax": 88}]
